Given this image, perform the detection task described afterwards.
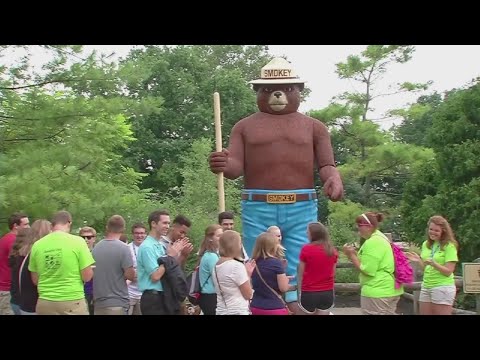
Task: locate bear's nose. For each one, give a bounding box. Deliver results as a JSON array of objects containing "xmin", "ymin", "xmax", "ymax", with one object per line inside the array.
[{"xmin": 274, "ymin": 91, "xmax": 282, "ymax": 98}]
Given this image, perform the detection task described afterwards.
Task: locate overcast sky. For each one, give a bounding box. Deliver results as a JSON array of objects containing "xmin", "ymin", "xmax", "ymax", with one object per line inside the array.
[
  {"xmin": 8, "ymin": 45, "xmax": 480, "ymax": 128},
  {"xmin": 82, "ymin": 45, "xmax": 480, "ymax": 126},
  {"xmin": 270, "ymin": 45, "xmax": 480, "ymax": 126}
]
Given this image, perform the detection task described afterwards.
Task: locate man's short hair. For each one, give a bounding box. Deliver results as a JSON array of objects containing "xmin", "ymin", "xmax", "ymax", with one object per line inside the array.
[
  {"xmin": 218, "ymin": 211, "xmax": 234, "ymax": 224},
  {"xmin": 173, "ymin": 214, "xmax": 191, "ymax": 228},
  {"xmin": 51, "ymin": 211, "xmax": 72, "ymax": 227},
  {"xmin": 131, "ymin": 222, "xmax": 146, "ymax": 233},
  {"xmin": 147, "ymin": 210, "xmax": 169, "ymax": 230},
  {"xmin": 8, "ymin": 212, "xmax": 28, "ymax": 230},
  {"xmin": 106, "ymin": 215, "xmax": 126, "ymax": 234},
  {"xmin": 267, "ymin": 225, "xmax": 280, "ymax": 233},
  {"xmin": 79, "ymin": 226, "xmax": 97, "ymax": 236}
]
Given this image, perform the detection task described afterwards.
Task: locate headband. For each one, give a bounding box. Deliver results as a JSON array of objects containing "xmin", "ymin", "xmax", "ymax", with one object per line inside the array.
[{"xmin": 360, "ymin": 213, "xmax": 372, "ymax": 225}]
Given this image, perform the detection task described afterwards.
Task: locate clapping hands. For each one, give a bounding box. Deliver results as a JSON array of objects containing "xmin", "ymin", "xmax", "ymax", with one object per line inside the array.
[
  {"xmin": 342, "ymin": 244, "xmax": 357, "ymax": 258},
  {"xmin": 167, "ymin": 240, "xmax": 184, "ymax": 257},
  {"xmin": 179, "ymin": 237, "xmax": 194, "ymax": 256},
  {"xmin": 245, "ymin": 259, "xmax": 256, "ymax": 277}
]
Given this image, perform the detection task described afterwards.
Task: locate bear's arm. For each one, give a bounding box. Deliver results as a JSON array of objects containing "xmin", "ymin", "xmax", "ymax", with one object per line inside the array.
[
  {"xmin": 224, "ymin": 121, "xmax": 245, "ymax": 179},
  {"xmin": 312, "ymin": 120, "xmax": 338, "ymax": 182}
]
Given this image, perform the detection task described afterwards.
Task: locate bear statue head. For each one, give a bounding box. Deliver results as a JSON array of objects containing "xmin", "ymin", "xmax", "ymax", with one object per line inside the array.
[
  {"xmin": 250, "ymin": 57, "xmax": 305, "ymax": 115},
  {"xmin": 252, "ymin": 83, "xmax": 304, "ymax": 115}
]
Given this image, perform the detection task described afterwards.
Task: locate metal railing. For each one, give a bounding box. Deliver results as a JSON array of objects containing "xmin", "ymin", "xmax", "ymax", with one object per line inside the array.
[{"xmin": 334, "ymin": 262, "xmax": 479, "ymax": 315}]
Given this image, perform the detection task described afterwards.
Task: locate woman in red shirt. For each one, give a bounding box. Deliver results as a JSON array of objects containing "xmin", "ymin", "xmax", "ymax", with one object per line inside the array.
[{"xmin": 297, "ymin": 222, "xmax": 338, "ymax": 315}]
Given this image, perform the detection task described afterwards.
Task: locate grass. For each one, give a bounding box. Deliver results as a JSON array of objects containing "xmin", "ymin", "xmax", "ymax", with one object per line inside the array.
[{"xmin": 335, "ymin": 268, "xmax": 358, "ymax": 283}]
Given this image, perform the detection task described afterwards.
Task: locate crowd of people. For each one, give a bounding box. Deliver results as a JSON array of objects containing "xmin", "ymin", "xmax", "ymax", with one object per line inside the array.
[{"xmin": 0, "ymin": 209, "xmax": 460, "ymax": 315}]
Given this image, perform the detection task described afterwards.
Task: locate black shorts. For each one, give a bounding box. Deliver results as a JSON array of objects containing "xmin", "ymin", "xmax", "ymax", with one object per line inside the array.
[{"xmin": 299, "ymin": 290, "xmax": 335, "ymax": 312}]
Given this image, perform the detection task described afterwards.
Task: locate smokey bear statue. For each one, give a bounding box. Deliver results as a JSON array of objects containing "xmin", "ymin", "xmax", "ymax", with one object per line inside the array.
[{"xmin": 209, "ymin": 57, "xmax": 343, "ymax": 312}]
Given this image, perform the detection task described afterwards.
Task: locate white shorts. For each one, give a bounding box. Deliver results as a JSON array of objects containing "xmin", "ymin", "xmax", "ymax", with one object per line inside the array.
[{"xmin": 419, "ymin": 285, "xmax": 456, "ymax": 306}]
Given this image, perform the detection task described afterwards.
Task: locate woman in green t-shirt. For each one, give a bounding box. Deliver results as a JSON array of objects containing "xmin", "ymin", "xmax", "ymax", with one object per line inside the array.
[
  {"xmin": 406, "ymin": 216, "xmax": 459, "ymax": 315},
  {"xmin": 343, "ymin": 212, "xmax": 403, "ymax": 315}
]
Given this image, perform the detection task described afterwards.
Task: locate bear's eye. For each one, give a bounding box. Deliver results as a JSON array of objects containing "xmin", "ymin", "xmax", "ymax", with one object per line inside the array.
[
  {"xmin": 263, "ymin": 87, "xmax": 273, "ymax": 93},
  {"xmin": 284, "ymin": 86, "xmax": 293, "ymax": 92}
]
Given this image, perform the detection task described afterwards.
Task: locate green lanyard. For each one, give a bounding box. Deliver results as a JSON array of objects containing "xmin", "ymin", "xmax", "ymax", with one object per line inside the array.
[{"xmin": 430, "ymin": 243, "xmax": 439, "ymax": 259}]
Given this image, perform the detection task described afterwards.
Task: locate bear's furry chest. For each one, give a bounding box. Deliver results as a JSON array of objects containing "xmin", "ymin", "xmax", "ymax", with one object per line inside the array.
[{"xmin": 242, "ymin": 115, "xmax": 312, "ymax": 146}]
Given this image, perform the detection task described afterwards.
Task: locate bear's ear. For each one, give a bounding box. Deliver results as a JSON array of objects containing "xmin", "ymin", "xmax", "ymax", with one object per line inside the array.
[
  {"xmin": 296, "ymin": 83, "xmax": 305, "ymax": 92},
  {"xmin": 252, "ymin": 84, "xmax": 261, "ymax": 92}
]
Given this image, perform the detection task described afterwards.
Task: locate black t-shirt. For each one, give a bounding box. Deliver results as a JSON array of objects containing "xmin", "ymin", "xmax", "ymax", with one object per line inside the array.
[
  {"xmin": 17, "ymin": 255, "xmax": 38, "ymax": 313},
  {"xmin": 8, "ymin": 256, "xmax": 20, "ymax": 305}
]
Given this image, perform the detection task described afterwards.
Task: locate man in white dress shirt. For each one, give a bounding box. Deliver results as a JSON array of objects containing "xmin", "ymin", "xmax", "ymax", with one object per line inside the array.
[{"xmin": 127, "ymin": 223, "xmax": 147, "ymax": 315}]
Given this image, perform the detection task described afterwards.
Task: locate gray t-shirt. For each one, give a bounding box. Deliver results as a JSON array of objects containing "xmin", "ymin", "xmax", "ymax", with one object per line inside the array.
[{"xmin": 92, "ymin": 239, "xmax": 133, "ymax": 309}]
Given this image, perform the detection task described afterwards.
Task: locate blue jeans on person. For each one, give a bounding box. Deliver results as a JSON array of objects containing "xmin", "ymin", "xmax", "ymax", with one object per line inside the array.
[
  {"xmin": 11, "ymin": 302, "xmax": 21, "ymax": 315},
  {"xmin": 241, "ymin": 189, "xmax": 318, "ymax": 303}
]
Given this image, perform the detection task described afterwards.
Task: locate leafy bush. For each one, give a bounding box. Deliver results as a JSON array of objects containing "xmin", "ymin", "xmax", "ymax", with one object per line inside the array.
[{"xmin": 160, "ymin": 138, "xmax": 241, "ymax": 272}]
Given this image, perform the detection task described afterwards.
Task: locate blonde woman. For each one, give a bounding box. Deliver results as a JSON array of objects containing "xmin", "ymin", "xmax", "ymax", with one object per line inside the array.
[
  {"xmin": 197, "ymin": 224, "xmax": 223, "ymax": 315},
  {"xmin": 406, "ymin": 216, "xmax": 459, "ymax": 315},
  {"xmin": 250, "ymin": 232, "xmax": 291, "ymax": 315},
  {"xmin": 213, "ymin": 230, "xmax": 256, "ymax": 315},
  {"xmin": 14, "ymin": 220, "xmax": 51, "ymax": 315},
  {"xmin": 267, "ymin": 226, "xmax": 286, "ymax": 260}
]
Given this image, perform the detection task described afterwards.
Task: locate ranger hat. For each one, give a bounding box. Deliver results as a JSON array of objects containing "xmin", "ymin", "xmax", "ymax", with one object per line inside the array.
[{"xmin": 249, "ymin": 57, "xmax": 306, "ymax": 85}]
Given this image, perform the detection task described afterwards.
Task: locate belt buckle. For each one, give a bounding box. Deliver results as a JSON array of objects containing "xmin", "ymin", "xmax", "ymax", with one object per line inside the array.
[{"xmin": 266, "ymin": 193, "xmax": 296, "ymax": 204}]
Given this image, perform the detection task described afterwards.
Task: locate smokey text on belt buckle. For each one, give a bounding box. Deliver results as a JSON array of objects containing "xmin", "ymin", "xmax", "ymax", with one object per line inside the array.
[{"xmin": 266, "ymin": 193, "xmax": 296, "ymax": 204}]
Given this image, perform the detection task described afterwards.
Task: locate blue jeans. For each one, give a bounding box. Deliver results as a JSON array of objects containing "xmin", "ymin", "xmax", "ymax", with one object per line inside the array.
[
  {"xmin": 241, "ymin": 189, "xmax": 318, "ymax": 303},
  {"xmin": 11, "ymin": 302, "xmax": 21, "ymax": 315}
]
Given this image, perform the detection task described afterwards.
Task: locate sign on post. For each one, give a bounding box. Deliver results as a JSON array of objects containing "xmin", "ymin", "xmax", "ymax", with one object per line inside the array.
[{"xmin": 462, "ymin": 262, "xmax": 480, "ymax": 294}]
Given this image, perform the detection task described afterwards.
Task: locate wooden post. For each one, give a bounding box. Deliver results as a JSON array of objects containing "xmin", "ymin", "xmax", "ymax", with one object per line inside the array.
[
  {"xmin": 411, "ymin": 260, "xmax": 423, "ymax": 315},
  {"xmin": 213, "ymin": 92, "xmax": 225, "ymax": 213}
]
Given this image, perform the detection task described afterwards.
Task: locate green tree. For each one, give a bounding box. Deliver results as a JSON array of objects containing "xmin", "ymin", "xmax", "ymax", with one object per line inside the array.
[
  {"xmin": 401, "ymin": 82, "xmax": 480, "ymax": 261},
  {"xmin": 392, "ymin": 93, "xmax": 443, "ymax": 146},
  {"xmin": 161, "ymin": 138, "xmax": 241, "ymax": 271},
  {"xmin": 309, "ymin": 46, "xmax": 431, "ymax": 230},
  {"xmin": 120, "ymin": 45, "xmax": 274, "ymax": 194},
  {"xmin": 0, "ymin": 46, "xmax": 156, "ymax": 233},
  {"xmin": 327, "ymin": 200, "xmax": 364, "ymax": 247}
]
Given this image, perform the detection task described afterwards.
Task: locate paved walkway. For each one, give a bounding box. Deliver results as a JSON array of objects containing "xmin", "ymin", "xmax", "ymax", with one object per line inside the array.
[{"xmin": 331, "ymin": 307, "xmax": 363, "ymax": 315}]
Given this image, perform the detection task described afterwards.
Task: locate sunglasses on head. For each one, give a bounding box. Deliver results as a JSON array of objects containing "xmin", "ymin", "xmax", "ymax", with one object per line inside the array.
[
  {"xmin": 357, "ymin": 223, "xmax": 371, "ymax": 227},
  {"xmin": 82, "ymin": 235, "xmax": 95, "ymax": 240}
]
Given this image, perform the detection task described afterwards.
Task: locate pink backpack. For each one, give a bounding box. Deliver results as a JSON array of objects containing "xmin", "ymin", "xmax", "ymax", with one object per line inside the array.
[{"xmin": 390, "ymin": 242, "xmax": 414, "ymax": 289}]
